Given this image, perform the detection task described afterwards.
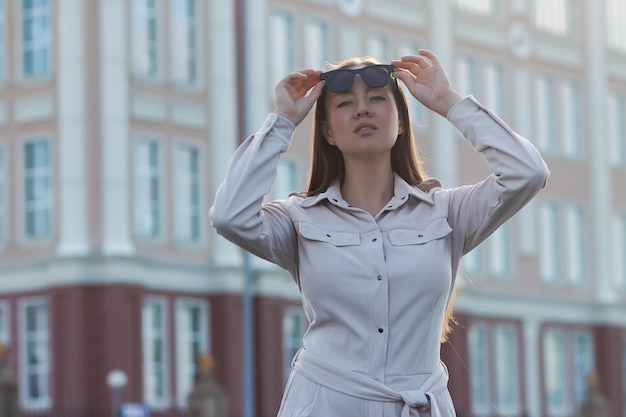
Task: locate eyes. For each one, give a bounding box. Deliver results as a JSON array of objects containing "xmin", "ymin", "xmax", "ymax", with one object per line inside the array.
[{"xmin": 336, "ymin": 95, "xmax": 387, "ymax": 108}]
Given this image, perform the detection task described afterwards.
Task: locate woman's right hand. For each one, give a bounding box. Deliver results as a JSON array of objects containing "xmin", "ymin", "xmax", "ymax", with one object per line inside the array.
[{"xmin": 274, "ymin": 69, "xmax": 324, "ymax": 127}]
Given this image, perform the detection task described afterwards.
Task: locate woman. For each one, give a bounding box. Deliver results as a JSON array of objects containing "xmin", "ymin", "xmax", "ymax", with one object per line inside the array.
[{"xmin": 210, "ymin": 50, "xmax": 549, "ymax": 416}]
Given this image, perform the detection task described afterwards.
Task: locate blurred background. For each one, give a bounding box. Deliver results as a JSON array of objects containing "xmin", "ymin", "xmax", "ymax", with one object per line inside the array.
[{"xmin": 0, "ymin": 0, "xmax": 624, "ymax": 416}]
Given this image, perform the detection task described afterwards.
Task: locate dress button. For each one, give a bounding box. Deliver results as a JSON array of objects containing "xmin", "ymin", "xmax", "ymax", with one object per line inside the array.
[
  {"xmin": 377, "ymin": 275, "xmax": 383, "ymax": 281},
  {"xmin": 372, "ymin": 238, "xmax": 377, "ymax": 243},
  {"xmin": 378, "ymin": 328, "xmax": 384, "ymax": 333},
  {"xmin": 418, "ymin": 234, "xmax": 424, "ymax": 238}
]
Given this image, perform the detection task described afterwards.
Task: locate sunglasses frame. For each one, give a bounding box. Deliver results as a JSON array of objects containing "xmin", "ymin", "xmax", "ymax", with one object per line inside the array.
[{"xmin": 320, "ymin": 64, "xmax": 396, "ymax": 93}]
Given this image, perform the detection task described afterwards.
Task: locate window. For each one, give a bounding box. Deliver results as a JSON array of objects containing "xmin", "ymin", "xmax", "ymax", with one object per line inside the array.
[
  {"xmin": 143, "ymin": 298, "xmax": 169, "ymax": 407},
  {"xmin": 607, "ymin": 0, "xmax": 626, "ymax": 52},
  {"xmin": 134, "ymin": 138, "xmax": 161, "ymax": 239},
  {"xmin": 367, "ymin": 33, "xmax": 389, "ymax": 63},
  {"xmin": 468, "ymin": 323, "xmax": 490, "ymax": 415},
  {"xmin": 572, "ymin": 331, "xmax": 594, "ymax": 408},
  {"xmin": 564, "ymin": 205, "xmax": 586, "ymax": 285},
  {"xmin": 539, "ymin": 202, "xmax": 560, "ymax": 283},
  {"xmin": 170, "ymin": 0, "xmax": 197, "ymax": 84},
  {"xmin": 560, "ymin": 81, "xmax": 582, "ymax": 159},
  {"xmin": 304, "ymin": 18, "xmax": 328, "ymax": 69},
  {"xmin": 455, "ymin": 0, "xmax": 497, "ymax": 15},
  {"xmin": 22, "ymin": 0, "xmax": 51, "ymax": 78},
  {"xmin": 0, "ymin": 301, "xmax": 9, "ymax": 346},
  {"xmin": 174, "ymin": 144, "xmax": 200, "ymax": 243},
  {"xmin": 544, "ymin": 328, "xmax": 567, "ymax": 416},
  {"xmin": 613, "ymin": 212, "xmax": 626, "ymax": 290},
  {"xmin": 399, "ymin": 42, "xmax": 426, "ymax": 124},
  {"xmin": 494, "ymin": 325, "xmax": 520, "ymax": 413},
  {"xmin": 462, "ymin": 245, "xmax": 482, "ymax": 279},
  {"xmin": 533, "ymin": 0, "xmax": 572, "ymax": 36},
  {"xmin": 20, "ymin": 299, "xmax": 50, "ymax": 409},
  {"xmin": 534, "ymin": 75, "xmax": 557, "ymax": 155},
  {"xmin": 131, "ymin": 0, "xmax": 159, "ymax": 78},
  {"xmin": 282, "ymin": 308, "xmax": 306, "ymax": 383},
  {"xmin": 0, "ymin": 145, "xmax": 5, "ymax": 243},
  {"xmin": 0, "ymin": 0, "xmax": 5, "ymax": 83},
  {"xmin": 456, "ymin": 55, "xmax": 476, "ymax": 96},
  {"xmin": 270, "ymin": 159, "xmax": 297, "ymax": 201},
  {"xmin": 488, "ymin": 223, "xmax": 511, "ymax": 279},
  {"xmin": 269, "ymin": 10, "xmax": 294, "ymax": 91},
  {"xmin": 24, "ymin": 139, "xmax": 52, "ymax": 240},
  {"xmin": 608, "ymin": 91, "xmax": 625, "ymax": 167},
  {"xmin": 543, "ymin": 328, "xmax": 595, "ymax": 416},
  {"xmin": 175, "ymin": 299, "xmax": 208, "ymax": 407},
  {"xmin": 483, "ymin": 62, "xmax": 505, "ymax": 116}
]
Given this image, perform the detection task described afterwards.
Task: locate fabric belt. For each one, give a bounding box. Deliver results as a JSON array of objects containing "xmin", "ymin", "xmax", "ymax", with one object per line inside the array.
[{"xmin": 292, "ymin": 348, "xmax": 449, "ymax": 417}]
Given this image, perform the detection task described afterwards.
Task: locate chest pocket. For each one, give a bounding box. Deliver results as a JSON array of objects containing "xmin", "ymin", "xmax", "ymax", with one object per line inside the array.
[
  {"xmin": 297, "ymin": 222, "xmax": 361, "ymax": 247},
  {"xmin": 388, "ymin": 217, "xmax": 452, "ymax": 246}
]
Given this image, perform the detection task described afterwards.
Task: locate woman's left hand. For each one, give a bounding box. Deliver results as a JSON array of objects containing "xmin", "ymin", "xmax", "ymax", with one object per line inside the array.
[{"xmin": 391, "ymin": 49, "xmax": 463, "ymax": 118}]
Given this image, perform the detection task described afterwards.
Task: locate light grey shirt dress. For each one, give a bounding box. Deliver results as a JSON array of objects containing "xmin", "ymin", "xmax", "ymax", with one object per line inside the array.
[{"xmin": 210, "ymin": 96, "xmax": 550, "ymax": 417}]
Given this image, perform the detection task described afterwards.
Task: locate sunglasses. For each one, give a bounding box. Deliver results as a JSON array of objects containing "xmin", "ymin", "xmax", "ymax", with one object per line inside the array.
[{"xmin": 320, "ymin": 64, "xmax": 396, "ymax": 93}]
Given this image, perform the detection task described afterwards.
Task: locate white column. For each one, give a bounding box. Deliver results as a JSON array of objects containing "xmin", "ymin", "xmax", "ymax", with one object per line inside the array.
[
  {"xmin": 523, "ymin": 318, "xmax": 542, "ymax": 417},
  {"xmin": 208, "ymin": 0, "xmax": 240, "ymax": 266},
  {"xmin": 57, "ymin": 0, "xmax": 88, "ymax": 255},
  {"xmin": 244, "ymin": 0, "xmax": 269, "ymax": 135},
  {"xmin": 100, "ymin": 0, "xmax": 133, "ymax": 255},
  {"xmin": 586, "ymin": 0, "xmax": 616, "ymax": 303},
  {"xmin": 429, "ymin": 0, "xmax": 457, "ymax": 187}
]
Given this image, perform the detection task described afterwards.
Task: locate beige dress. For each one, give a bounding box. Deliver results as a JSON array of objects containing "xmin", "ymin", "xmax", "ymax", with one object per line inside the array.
[{"xmin": 210, "ymin": 96, "xmax": 550, "ymax": 417}]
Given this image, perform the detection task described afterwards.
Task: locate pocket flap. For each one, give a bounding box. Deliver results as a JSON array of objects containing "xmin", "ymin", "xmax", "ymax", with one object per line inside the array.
[
  {"xmin": 388, "ymin": 218, "xmax": 452, "ymax": 246},
  {"xmin": 297, "ymin": 223, "xmax": 361, "ymax": 246}
]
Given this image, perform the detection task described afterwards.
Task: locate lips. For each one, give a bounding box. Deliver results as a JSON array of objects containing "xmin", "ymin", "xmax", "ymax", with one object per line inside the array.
[{"xmin": 353, "ymin": 123, "xmax": 377, "ymax": 133}]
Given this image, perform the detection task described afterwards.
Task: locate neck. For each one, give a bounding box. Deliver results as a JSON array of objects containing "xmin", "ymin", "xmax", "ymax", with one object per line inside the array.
[{"xmin": 341, "ymin": 158, "xmax": 394, "ymax": 216}]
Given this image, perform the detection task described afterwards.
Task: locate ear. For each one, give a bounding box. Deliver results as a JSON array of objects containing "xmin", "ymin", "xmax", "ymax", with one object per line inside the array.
[{"xmin": 322, "ymin": 121, "xmax": 333, "ymax": 144}]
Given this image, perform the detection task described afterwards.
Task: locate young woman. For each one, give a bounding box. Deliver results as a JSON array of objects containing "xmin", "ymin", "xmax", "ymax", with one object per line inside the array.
[{"xmin": 210, "ymin": 50, "xmax": 549, "ymax": 416}]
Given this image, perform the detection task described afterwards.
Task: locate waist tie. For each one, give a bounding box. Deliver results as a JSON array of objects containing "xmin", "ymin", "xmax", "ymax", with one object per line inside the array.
[{"xmin": 292, "ymin": 349, "xmax": 449, "ymax": 417}]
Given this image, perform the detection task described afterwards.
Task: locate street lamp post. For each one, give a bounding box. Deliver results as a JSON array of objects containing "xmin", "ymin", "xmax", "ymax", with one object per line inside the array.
[{"xmin": 106, "ymin": 369, "xmax": 128, "ymax": 417}]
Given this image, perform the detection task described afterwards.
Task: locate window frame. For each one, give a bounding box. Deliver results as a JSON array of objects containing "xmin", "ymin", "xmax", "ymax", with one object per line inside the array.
[
  {"xmin": 133, "ymin": 135, "xmax": 166, "ymax": 242},
  {"xmin": 174, "ymin": 298, "xmax": 209, "ymax": 408},
  {"xmin": 19, "ymin": 297, "xmax": 51, "ymax": 410},
  {"xmin": 142, "ymin": 296, "xmax": 171, "ymax": 409},
  {"xmin": 20, "ymin": 137, "xmax": 54, "ymax": 243},
  {"xmin": 130, "ymin": 0, "xmax": 162, "ymax": 81},
  {"xmin": 19, "ymin": 0, "xmax": 53, "ymax": 80}
]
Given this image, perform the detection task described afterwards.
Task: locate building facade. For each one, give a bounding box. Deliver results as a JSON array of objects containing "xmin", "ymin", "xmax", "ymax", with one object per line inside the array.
[{"xmin": 0, "ymin": 1, "xmax": 625, "ymax": 417}]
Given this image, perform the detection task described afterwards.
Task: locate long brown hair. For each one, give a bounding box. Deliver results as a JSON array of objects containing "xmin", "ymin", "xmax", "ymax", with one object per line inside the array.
[
  {"xmin": 304, "ymin": 56, "xmax": 455, "ymax": 343},
  {"xmin": 305, "ymin": 56, "xmax": 438, "ymax": 196}
]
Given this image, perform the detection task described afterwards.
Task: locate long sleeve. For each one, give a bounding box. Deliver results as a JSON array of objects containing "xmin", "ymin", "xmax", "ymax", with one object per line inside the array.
[
  {"xmin": 442, "ymin": 95, "xmax": 550, "ymax": 255},
  {"xmin": 209, "ymin": 113, "xmax": 300, "ymax": 275}
]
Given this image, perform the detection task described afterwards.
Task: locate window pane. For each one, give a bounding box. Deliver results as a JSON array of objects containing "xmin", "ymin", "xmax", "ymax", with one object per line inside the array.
[
  {"xmin": 0, "ymin": 146, "xmax": 5, "ymax": 242},
  {"xmin": 269, "ymin": 10, "xmax": 294, "ymax": 91},
  {"xmin": 533, "ymin": 0, "xmax": 571, "ymax": 35},
  {"xmin": 22, "ymin": 0, "xmax": 50, "ymax": 77},
  {"xmin": 560, "ymin": 81, "xmax": 582, "ymax": 159},
  {"xmin": 495, "ymin": 325, "xmax": 520, "ymax": 412},
  {"xmin": 607, "ymin": 0, "xmax": 626, "ymax": 52},
  {"xmin": 175, "ymin": 145, "xmax": 200, "ymax": 242},
  {"xmin": 544, "ymin": 329, "xmax": 568, "ymax": 415},
  {"xmin": 176, "ymin": 300, "xmax": 208, "ymax": 407},
  {"xmin": 539, "ymin": 202, "xmax": 560, "ymax": 283},
  {"xmin": 535, "ymin": 75, "xmax": 557, "ymax": 155},
  {"xmin": 142, "ymin": 299, "xmax": 168, "ymax": 406},
  {"xmin": 171, "ymin": 0, "xmax": 197, "ymax": 83},
  {"xmin": 134, "ymin": 140, "xmax": 161, "ymax": 238},
  {"xmin": 564, "ymin": 205, "xmax": 586, "ymax": 285},
  {"xmin": 283, "ymin": 309, "xmax": 305, "ymax": 383},
  {"xmin": 132, "ymin": 0, "xmax": 158, "ymax": 77},
  {"xmin": 572, "ymin": 331, "xmax": 594, "ymax": 408},
  {"xmin": 468, "ymin": 323, "xmax": 490, "ymax": 414},
  {"xmin": 23, "ymin": 140, "xmax": 52, "ymax": 239},
  {"xmin": 608, "ymin": 92, "xmax": 625, "ymax": 167},
  {"xmin": 456, "ymin": 0, "xmax": 496, "ymax": 15},
  {"xmin": 367, "ymin": 33, "xmax": 389, "ymax": 63},
  {"xmin": 22, "ymin": 301, "xmax": 50, "ymax": 406},
  {"xmin": 304, "ymin": 18, "xmax": 328, "ymax": 69},
  {"xmin": 488, "ymin": 223, "xmax": 510, "ymax": 278}
]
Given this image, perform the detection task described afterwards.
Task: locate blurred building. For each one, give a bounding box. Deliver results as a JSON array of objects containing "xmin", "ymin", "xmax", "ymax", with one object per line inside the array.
[{"xmin": 0, "ymin": 1, "xmax": 625, "ymax": 417}]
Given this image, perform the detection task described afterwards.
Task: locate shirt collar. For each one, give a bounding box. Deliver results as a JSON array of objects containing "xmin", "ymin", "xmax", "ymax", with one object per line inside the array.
[{"xmin": 299, "ymin": 173, "xmax": 441, "ymax": 208}]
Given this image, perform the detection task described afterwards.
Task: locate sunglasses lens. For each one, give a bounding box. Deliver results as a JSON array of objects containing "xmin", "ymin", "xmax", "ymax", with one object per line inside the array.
[
  {"xmin": 325, "ymin": 70, "xmax": 355, "ymax": 93},
  {"xmin": 361, "ymin": 66, "xmax": 393, "ymax": 88}
]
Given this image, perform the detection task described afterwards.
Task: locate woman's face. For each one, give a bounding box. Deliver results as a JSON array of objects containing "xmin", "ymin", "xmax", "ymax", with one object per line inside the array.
[{"xmin": 322, "ymin": 67, "xmax": 400, "ymax": 161}]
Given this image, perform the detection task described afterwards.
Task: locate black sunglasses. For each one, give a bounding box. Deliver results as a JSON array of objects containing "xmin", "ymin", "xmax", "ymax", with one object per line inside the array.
[{"xmin": 320, "ymin": 64, "xmax": 396, "ymax": 93}]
